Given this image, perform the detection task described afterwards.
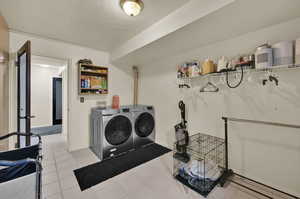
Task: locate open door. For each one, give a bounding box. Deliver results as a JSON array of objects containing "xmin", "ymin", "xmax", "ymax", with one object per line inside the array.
[
  {"xmin": 53, "ymin": 77, "xmax": 62, "ymax": 125},
  {"xmin": 17, "ymin": 41, "xmax": 32, "ymax": 147}
]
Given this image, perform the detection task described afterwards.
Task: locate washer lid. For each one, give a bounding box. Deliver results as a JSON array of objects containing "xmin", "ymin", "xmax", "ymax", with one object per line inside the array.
[
  {"xmin": 105, "ymin": 115, "xmax": 132, "ymax": 146},
  {"xmin": 135, "ymin": 112, "xmax": 155, "ymax": 137}
]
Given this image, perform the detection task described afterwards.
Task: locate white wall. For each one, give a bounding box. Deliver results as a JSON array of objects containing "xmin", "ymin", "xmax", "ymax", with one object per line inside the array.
[
  {"xmin": 31, "ymin": 65, "xmax": 61, "ymax": 127},
  {"xmin": 0, "ymin": 15, "xmax": 9, "ymax": 151},
  {"xmin": 139, "ymin": 18, "xmax": 300, "ymax": 196},
  {"xmin": 9, "ymin": 31, "xmax": 133, "ymax": 151},
  {"xmin": 61, "ymin": 67, "xmax": 68, "ymax": 139}
]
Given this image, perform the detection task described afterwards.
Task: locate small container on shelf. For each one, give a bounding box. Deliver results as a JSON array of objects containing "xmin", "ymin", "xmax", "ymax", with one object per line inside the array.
[
  {"xmin": 201, "ymin": 58, "xmax": 216, "ymax": 75},
  {"xmin": 177, "ymin": 61, "xmax": 200, "ymax": 79},
  {"xmin": 273, "ymin": 41, "xmax": 294, "ymax": 66},
  {"xmin": 173, "ymin": 133, "xmax": 226, "ymax": 197}
]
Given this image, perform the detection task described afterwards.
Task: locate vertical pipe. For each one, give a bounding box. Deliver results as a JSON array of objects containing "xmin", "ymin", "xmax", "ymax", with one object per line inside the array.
[
  {"xmin": 133, "ymin": 66, "xmax": 139, "ymax": 106},
  {"xmin": 224, "ymin": 117, "xmax": 229, "ymax": 171}
]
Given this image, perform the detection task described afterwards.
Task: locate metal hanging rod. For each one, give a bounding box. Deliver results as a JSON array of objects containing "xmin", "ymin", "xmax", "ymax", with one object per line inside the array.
[
  {"xmin": 227, "ymin": 179, "xmax": 273, "ymax": 199},
  {"xmin": 221, "ymin": 117, "xmax": 300, "ymax": 199},
  {"xmin": 222, "ymin": 117, "xmax": 300, "ymax": 129}
]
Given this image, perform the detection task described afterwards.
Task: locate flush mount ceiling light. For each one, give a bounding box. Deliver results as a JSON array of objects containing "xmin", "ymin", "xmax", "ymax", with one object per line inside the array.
[{"xmin": 120, "ymin": 0, "xmax": 144, "ymax": 17}]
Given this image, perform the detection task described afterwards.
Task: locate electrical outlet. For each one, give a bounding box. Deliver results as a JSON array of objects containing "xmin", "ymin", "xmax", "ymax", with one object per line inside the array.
[{"xmin": 80, "ymin": 97, "xmax": 84, "ymax": 103}]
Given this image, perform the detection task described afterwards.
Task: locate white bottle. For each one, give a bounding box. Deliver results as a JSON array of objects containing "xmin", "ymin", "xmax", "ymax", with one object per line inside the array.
[{"xmin": 217, "ymin": 56, "xmax": 228, "ymax": 72}]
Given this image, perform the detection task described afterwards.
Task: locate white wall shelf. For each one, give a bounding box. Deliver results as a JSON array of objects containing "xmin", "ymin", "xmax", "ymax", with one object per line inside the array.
[
  {"xmin": 179, "ymin": 64, "xmax": 300, "ymax": 82},
  {"xmin": 177, "ymin": 64, "xmax": 300, "ymax": 90}
]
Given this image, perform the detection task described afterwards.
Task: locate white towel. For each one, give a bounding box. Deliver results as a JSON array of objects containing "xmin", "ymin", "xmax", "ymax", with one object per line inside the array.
[{"xmin": 181, "ymin": 160, "xmax": 221, "ymax": 181}]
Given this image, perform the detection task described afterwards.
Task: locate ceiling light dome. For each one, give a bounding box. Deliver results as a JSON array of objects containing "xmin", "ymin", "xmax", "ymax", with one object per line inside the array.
[{"xmin": 120, "ymin": 0, "xmax": 144, "ymax": 17}]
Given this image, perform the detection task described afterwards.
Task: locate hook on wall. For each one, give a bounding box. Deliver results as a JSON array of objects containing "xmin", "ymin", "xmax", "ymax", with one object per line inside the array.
[
  {"xmin": 262, "ymin": 75, "xmax": 279, "ymax": 86},
  {"xmin": 179, "ymin": 84, "xmax": 191, "ymax": 89}
]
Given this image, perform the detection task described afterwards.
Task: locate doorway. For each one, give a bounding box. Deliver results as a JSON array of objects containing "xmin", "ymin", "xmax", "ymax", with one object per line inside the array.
[
  {"xmin": 53, "ymin": 77, "xmax": 62, "ymax": 125},
  {"xmin": 29, "ymin": 56, "xmax": 67, "ymax": 138},
  {"xmin": 10, "ymin": 43, "xmax": 69, "ymax": 148}
]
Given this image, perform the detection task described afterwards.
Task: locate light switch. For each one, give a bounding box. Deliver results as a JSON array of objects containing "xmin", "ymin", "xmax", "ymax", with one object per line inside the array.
[{"xmin": 80, "ymin": 97, "xmax": 84, "ymax": 103}]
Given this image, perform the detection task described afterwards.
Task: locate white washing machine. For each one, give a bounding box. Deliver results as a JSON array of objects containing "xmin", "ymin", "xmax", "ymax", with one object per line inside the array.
[
  {"xmin": 131, "ymin": 105, "xmax": 156, "ymax": 149},
  {"xmin": 90, "ymin": 107, "xmax": 134, "ymax": 160}
]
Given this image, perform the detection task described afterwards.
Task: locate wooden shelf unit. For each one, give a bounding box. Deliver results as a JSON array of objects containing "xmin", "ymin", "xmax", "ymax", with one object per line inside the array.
[{"xmin": 79, "ymin": 63, "xmax": 108, "ymax": 95}]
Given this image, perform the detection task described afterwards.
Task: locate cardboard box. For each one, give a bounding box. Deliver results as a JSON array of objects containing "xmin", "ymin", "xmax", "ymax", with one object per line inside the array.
[
  {"xmin": 296, "ymin": 38, "xmax": 300, "ymax": 64},
  {"xmin": 91, "ymin": 77, "xmax": 102, "ymax": 89}
]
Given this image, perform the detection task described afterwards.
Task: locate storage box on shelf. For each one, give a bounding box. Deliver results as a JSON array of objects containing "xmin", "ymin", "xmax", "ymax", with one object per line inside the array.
[
  {"xmin": 173, "ymin": 133, "xmax": 226, "ymax": 197},
  {"xmin": 79, "ymin": 63, "xmax": 108, "ymax": 95}
]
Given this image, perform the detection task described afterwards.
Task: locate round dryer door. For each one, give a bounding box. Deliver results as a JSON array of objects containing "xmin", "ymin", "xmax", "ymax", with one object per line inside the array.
[
  {"xmin": 105, "ymin": 115, "xmax": 132, "ymax": 146},
  {"xmin": 135, "ymin": 112, "xmax": 155, "ymax": 137}
]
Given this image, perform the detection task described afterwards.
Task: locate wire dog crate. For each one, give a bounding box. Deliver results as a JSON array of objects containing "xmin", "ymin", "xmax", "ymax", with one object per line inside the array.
[{"xmin": 173, "ymin": 133, "xmax": 226, "ymax": 197}]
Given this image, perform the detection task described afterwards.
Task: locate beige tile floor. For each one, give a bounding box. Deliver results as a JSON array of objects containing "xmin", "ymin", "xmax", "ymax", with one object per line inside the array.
[{"xmin": 41, "ymin": 134, "xmax": 285, "ymax": 199}]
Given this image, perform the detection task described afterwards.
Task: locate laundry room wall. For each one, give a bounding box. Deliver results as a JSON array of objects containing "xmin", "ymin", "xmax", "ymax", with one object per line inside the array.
[
  {"xmin": 9, "ymin": 31, "xmax": 133, "ymax": 151},
  {"xmin": 0, "ymin": 14, "xmax": 9, "ymax": 151},
  {"xmin": 139, "ymin": 17, "xmax": 300, "ymax": 196}
]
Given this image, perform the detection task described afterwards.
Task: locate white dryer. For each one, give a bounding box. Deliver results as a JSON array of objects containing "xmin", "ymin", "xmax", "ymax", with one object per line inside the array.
[{"xmin": 131, "ymin": 105, "xmax": 156, "ymax": 149}]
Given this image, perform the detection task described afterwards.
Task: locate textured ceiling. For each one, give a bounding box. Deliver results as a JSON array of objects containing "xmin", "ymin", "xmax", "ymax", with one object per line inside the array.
[
  {"xmin": 112, "ymin": 0, "xmax": 300, "ymax": 66},
  {"xmin": 0, "ymin": 0, "xmax": 189, "ymax": 51}
]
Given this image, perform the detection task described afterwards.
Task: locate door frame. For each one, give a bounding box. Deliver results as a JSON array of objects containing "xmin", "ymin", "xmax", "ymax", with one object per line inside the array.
[
  {"xmin": 9, "ymin": 53, "xmax": 70, "ymax": 150},
  {"xmin": 17, "ymin": 40, "xmax": 31, "ymax": 147},
  {"xmin": 52, "ymin": 77, "xmax": 62, "ymax": 125}
]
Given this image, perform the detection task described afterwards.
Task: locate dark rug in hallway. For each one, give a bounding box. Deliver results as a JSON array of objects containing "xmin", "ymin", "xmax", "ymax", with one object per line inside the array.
[
  {"xmin": 31, "ymin": 125, "xmax": 62, "ymax": 136},
  {"xmin": 73, "ymin": 143, "xmax": 171, "ymax": 191}
]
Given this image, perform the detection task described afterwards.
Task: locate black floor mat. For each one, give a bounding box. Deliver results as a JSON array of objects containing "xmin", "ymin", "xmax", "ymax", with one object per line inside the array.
[{"xmin": 73, "ymin": 143, "xmax": 171, "ymax": 191}]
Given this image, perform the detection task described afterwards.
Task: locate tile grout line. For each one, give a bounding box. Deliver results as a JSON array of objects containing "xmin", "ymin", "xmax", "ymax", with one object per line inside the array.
[{"xmin": 53, "ymin": 149, "xmax": 65, "ymax": 199}]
